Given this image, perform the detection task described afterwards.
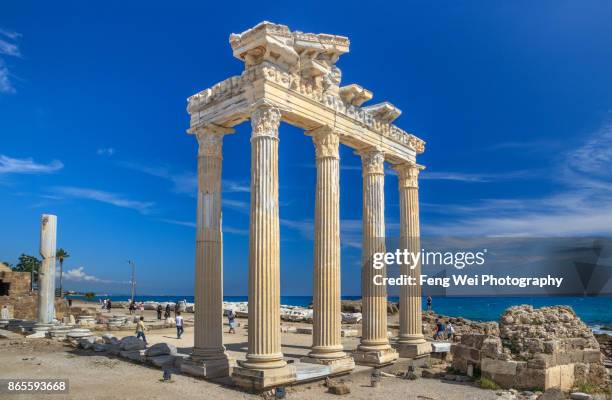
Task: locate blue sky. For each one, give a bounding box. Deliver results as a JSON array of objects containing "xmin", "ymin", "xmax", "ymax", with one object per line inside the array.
[{"xmin": 1, "ymin": 1, "xmax": 611, "ymax": 296}]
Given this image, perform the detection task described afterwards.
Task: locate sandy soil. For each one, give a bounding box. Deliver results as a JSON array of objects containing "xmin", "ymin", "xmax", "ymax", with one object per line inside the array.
[{"xmin": 0, "ymin": 318, "xmax": 503, "ymax": 400}]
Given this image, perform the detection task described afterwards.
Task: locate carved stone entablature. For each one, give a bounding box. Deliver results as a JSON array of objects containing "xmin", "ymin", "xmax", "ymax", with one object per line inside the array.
[
  {"xmin": 251, "ymin": 102, "xmax": 282, "ymax": 139},
  {"xmin": 187, "ymin": 22, "xmax": 426, "ymax": 157},
  {"xmin": 309, "ymin": 126, "xmax": 340, "ymax": 160},
  {"xmin": 393, "ymin": 161, "xmax": 425, "ymax": 188},
  {"xmin": 363, "ymin": 102, "xmax": 402, "ymax": 124},
  {"xmin": 339, "ymin": 84, "xmax": 373, "ymax": 106},
  {"xmin": 359, "ymin": 148, "xmax": 386, "ymax": 176}
]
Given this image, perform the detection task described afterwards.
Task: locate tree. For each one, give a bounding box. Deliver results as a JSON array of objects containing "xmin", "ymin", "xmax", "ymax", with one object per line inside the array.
[
  {"xmin": 56, "ymin": 248, "xmax": 70, "ymax": 297},
  {"xmin": 14, "ymin": 254, "xmax": 42, "ymax": 290},
  {"xmin": 14, "ymin": 254, "xmax": 41, "ymax": 273}
]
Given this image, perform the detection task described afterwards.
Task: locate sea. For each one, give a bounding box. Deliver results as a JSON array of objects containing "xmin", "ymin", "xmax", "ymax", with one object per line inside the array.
[{"xmin": 68, "ymin": 294, "xmax": 612, "ymax": 330}]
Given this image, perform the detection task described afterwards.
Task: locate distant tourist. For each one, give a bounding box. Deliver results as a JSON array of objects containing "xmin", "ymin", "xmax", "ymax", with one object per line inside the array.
[
  {"xmin": 227, "ymin": 310, "xmax": 236, "ymax": 334},
  {"xmin": 129, "ymin": 301, "xmax": 135, "ymax": 315},
  {"xmin": 102, "ymin": 299, "xmax": 107, "ymax": 310},
  {"xmin": 175, "ymin": 311, "xmax": 184, "ymax": 339},
  {"xmin": 156, "ymin": 304, "xmax": 163, "ymax": 320},
  {"xmin": 446, "ymin": 322, "xmax": 455, "ymax": 341},
  {"xmin": 139, "ymin": 302, "xmax": 144, "ymax": 315},
  {"xmin": 106, "ymin": 299, "xmax": 112, "ymax": 312},
  {"xmin": 1, "ymin": 305, "xmax": 9, "ymax": 320},
  {"xmin": 426, "ymin": 296, "xmax": 432, "ymax": 311},
  {"xmin": 68, "ymin": 298, "xmax": 73, "ymax": 307},
  {"xmin": 174, "ymin": 302, "xmax": 180, "ymax": 316},
  {"xmin": 135, "ymin": 316, "xmax": 147, "ymax": 345},
  {"xmin": 434, "ymin": 318, "xmax": 446, "ymax": 340},
  {"xmin": 164, "ymin": 304, "xmax": 171, "ymax": 319}
]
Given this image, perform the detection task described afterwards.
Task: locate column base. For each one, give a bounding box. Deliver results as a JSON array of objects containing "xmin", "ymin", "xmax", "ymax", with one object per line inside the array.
[
  {"xmin": 232, "ymin": 363, "xmax": 296, "ymax": 391},
  {"xmin": 180, "ymin": 356, "xmax": 233, "ymax": 379},
  {"xmin": 353, "ymin": 347, "xmax": 398, "ymax": 367},
  {"xmin": 300, "ymin": 355, "xmax": 355, "ymax": 375},
  {"xmin": 394, "ymin": 341, "xmax": 432, "ymax": 359}
]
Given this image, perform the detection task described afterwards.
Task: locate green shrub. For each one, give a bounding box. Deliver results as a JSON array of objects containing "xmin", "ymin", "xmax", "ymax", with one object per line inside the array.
[{"xmin": 477, "ymin": 378, "xmax": 501, "ymax": 390}]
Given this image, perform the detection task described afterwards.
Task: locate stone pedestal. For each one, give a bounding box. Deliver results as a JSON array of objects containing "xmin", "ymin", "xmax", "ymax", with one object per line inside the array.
[
  {"xmin": 393, "ymin": 162, "xmax": 430, "ymax": 360},
  {"xmin": 38, "ymin": 214, "xmax": 57, "ymax": 325},
  {"xmin": 395, "ymin": 341, "xmax": 432, "ymax": 359},
  {"xmin": 300, "ymin": 355, "xmax": 355, "ymax": 375},
  {"xmin": 232, "ymin": 364, "xmax": 297, "ymax": 391},
  {"xmin": 188, "ymin": 125, "xmax": 233, "ymax": 377},
  {"xmin": 180, "ymin": 357, "xmax": 233, "ymax": 379}
]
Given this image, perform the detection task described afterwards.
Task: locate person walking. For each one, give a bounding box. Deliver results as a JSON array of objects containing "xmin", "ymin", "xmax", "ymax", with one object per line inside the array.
[
  {"xmin": 156, "ymin": 304, "xmax": 163, "ymax": 320},
  {"xmin": 128, "ymin": 301, "xmax": 135, "ymax": 315},
  {"xmin": 434, "ymin": 318, "xmax": 446, "ymax": 340},
  {"xmin": 446, "ymin": 322, "xmax": 455, "ymax": 341},
  {"xmin": 227, "ymin": 309, "xmax": 236, "ymax": 334},
  {"xmin": 175, "ymin": 311, "xmax": 184, "ymax": 339},
  {"xmin": 138, "ymin": 302, "xmax": 144, "ymax": 315},
  {"xmin": 426, "ymin": 296, "xmax": 432, "ymax": 312},
  {"xmin": 106, "ymin": 299, "xmax": 112, "ymax": 313},
  {"xmin": 135, "ymin": 316, "xmax": 147, "ymax": 346},
  {"xmin": 164, "ymin": 304, "xmax": 171, "ymax": 319}
]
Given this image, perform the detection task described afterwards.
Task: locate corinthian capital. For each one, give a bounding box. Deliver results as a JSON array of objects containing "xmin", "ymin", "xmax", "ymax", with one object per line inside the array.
[
  {"xmin": 358, "ymin": 148, "xmax": 385, "ymax": 176},
  {"xmin": 309, "ymin": 126, "xmax": 340, "ymax": 159},
  {"xmin": 195, "ymin": 124, "xmax": 234, "ymax": 158},
  {"xmin": 393, "ymin": 161, "xmax": 425, "ymax": 188},
  {"xmin": 251, "ymin": 103, "xmax": 282, "ymax": 139}
]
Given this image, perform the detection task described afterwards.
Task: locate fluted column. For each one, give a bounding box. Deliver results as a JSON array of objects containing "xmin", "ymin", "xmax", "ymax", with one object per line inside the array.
[
  {"xmin": 357, "ymin": 149, "xmax": 393, "ymax": 354},
  {"xmin": 243, "ymin": 103, "xmax": 286, "ymax": 370},
  {"xmin": 395, "ymin": 162, "xmax": 428, "ymax": 348},
  {"xmin": 38, "ymin": 214, "xmax": 57, "ymax": 324},
  {"xmin": 308, "ymin": 126, "xmax": 345, "ymax": 360},
  {"xmin": 192, "ymin": 125, "xmax": 233, "ymax": 362}
]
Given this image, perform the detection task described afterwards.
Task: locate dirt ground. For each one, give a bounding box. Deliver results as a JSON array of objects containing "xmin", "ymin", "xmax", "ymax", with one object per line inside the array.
[{"xmin": 0, "ymin": 318, "xmax": 504, "ymax": 400}]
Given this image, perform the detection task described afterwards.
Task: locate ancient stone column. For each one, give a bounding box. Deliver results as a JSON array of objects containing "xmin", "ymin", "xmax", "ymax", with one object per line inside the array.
[
  {"xmin": 394, "ymin": 162, "xmax": 431, "ymax": 359},
  {"xmin": 243, "ymin": 103, "xmax": 286, "ymax": 370},
  {"xmin": 233, "ymin": 103, "xmax": 296, "ymax": 390},
  {"xmin": 302, "ymin": 127, "xmax": 354, "ymax": 373},
  {"xmin": 182, "ymin": 125, "xmax": 233, "ymax": 378},
  {"xmin": 354, "ymin": 149, "xmax": 398, "ymax": 366},
  {"xmin": 38, "ymin": 214, "xmax": 57, "ymax": 325}
]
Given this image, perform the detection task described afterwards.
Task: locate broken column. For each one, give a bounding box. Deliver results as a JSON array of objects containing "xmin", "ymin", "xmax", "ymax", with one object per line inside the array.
[{"xmin": 33, "ymin": 214, "xmax": 57, "ymax": 336}]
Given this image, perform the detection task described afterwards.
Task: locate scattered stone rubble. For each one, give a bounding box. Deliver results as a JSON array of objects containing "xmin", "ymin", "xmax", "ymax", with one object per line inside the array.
[
  {"xmin": 451, "ymin": 305, "xmax": 607, "ymax": 391},
  {"xmin": 73, "ymin": 333, "xmax": 188, "ymax": 370}
]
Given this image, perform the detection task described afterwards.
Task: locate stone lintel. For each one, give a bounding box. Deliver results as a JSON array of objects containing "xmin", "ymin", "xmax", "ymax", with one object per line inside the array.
[
  {"xmin": 232, "ymin": 364, "xmax": 297, "ymax": 391},
  {"xmin": 186, "ymin": 74, "xmax": 424, "ymax": 161}
]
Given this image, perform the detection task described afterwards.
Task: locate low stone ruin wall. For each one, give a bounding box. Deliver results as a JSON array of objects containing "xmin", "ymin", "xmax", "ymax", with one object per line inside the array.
[{"xmin": 451, "ymin": 305, "xmax": 607, "ymax": 391}]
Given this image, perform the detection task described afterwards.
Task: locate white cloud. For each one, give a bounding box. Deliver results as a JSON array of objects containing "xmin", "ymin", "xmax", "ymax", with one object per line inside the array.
[
  {"xmin": 0, "ymin": 61, "xmax": 15, "ymax": 94},
  {"xmin": 0, "ymin": 155, "xmax": 63, "ymax": 174},
  {"xmin": 53, "ymin": 186, "xmax": 154, "ymax": 214},
  {"xmin": 424, "ymin": 122, "xmax": 612, "ymax": 237},
  {"xmin": 63, "ymin": 267, "xmax": 102, "ymax": 282},
  {"xmin": 0, "ymin": 28, "xmax": 21, "ymax": 94},
  {"xmin": 159, "ymin": 218, "xmax": 249, "ymax": 235},
  {"xmin": 421, "ymin": 170, "xmax": 535, "ymax": 183},
  {"xmin": 62, "ymin": 266, "xmax": 126, "ymax": 284},
  {"xmin": 97, "ymin": 148, "xmax": 115, "ymax": 156}
]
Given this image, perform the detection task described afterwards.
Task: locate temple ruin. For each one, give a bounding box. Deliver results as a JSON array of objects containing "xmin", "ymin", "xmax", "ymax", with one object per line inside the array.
[{"xmin": 182, "ymin": 21, "xmax": 430, "ymax": 389}]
